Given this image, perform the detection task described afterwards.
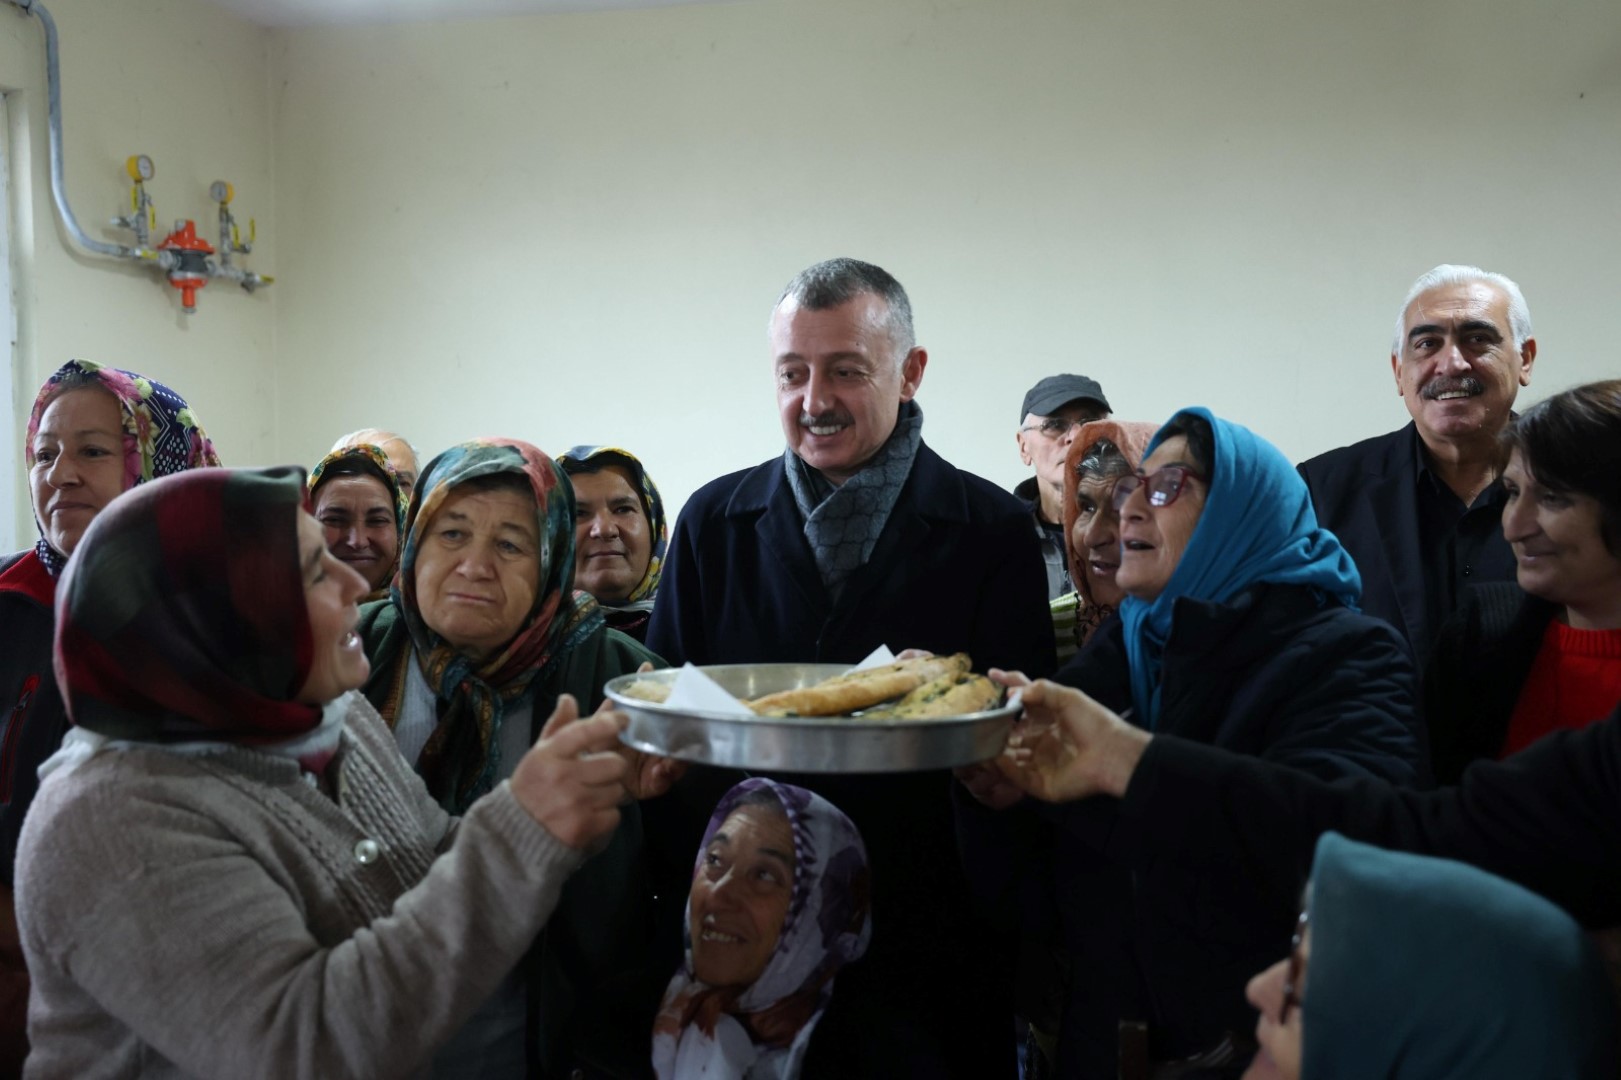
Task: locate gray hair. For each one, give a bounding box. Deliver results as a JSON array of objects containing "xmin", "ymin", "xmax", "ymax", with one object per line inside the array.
[
  {"xmin": 1075, "ymin": 437, "xmax": 1133, "ymax": 482},
  {"xmin": 773, "ymin": 257, "xmax": 916, "ymax": 366},
  {"xmin": 1392, "ymin": 264, "xmax": 1533, "ymax": 354}
]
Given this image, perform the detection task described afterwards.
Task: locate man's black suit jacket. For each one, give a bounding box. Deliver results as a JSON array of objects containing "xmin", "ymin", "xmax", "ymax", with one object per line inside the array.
[{"xmin": 1298, "ymin": 421, "xmax": 1515, "ymax": 662}]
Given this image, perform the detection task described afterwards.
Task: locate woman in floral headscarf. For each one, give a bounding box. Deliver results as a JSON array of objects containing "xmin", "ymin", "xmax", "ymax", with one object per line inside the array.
[
  {"xmin": 357, "ymin": 436, "xmax": 680, "ymax": 1079},
  {"xmin": 308, "ymin": 442, "xmax": 408, "ymax": 601},
  {"xmin": 653, "ymin": 779, "xmax": 871, "ymax": 1080},
  {"xmin": 557, "ymin": 445, "xmax": 668, "ymax": 643},
  {"xmin": 0, "ymin": 359, "xmax": 218, "ymax": 1070}
]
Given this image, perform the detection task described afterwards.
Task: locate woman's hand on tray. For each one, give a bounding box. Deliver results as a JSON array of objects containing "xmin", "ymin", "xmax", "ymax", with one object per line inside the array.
[
  {"xmin": 615, "ymin": 662, "xmax": 689, "ymax": 800},
  {"xmin": 992, "ymin": 679, "xmax": 1150, "ymax": 803}
]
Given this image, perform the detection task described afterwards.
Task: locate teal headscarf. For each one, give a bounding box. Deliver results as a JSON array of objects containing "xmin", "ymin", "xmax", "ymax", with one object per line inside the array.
[
  {"xmin": 1118, "ymin": 408, "xmax": 1359, "ymax": 728},
  {"xmin": 1303, "ymin": 833, "xmax": 1618, "ymax": 1078}
]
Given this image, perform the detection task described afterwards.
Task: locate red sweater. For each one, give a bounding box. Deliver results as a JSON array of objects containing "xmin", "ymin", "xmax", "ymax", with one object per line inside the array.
[{"xmin": 1501, "ymin": 619, "xmax": 1621, "ymax": 758}]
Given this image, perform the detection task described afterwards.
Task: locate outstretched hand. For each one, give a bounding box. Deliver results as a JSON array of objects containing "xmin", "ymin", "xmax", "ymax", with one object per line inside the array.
[
  {"xmin": 511, "ymin": 694, "xmax": 630, "ymax": 849},
  {"xmin": 994, "ymin": 679, "xmax": 1150, "ymax": 803},
  {"xmin": 613, "ymin": 661, "xmax": 688, "ymax": 801}
]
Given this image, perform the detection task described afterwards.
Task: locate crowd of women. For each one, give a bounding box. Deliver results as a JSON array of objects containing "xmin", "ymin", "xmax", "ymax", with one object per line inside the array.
[{"xmin": 0, "ymin": 355, "xmax": 1618, "ymax": 1078}]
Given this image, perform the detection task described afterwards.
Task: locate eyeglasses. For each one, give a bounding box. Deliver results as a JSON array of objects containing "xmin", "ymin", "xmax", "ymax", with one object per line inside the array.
[
  {"xmin": 1110, "ymin": 465, "xmax": 1204, "ymax": 512},
  {"xmin": 1281, "ymin": 908, "xmax": 1309, "ymax": 1024},
  {"xmin": 1020, "ymin": 417, "xmax": 1089, "ymax": 439}
]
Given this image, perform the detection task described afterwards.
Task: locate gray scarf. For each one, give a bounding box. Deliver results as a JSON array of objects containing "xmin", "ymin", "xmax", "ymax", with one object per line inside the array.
[{"xmin": 784, "ymin": 401, "xmax": 924, "ymax": 596}]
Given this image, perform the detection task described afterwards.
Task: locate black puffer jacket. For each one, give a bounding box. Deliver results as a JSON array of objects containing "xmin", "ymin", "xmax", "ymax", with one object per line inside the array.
[{"xmin": 962, "ymin": 582, "xmax": 1429, "ymax": 1078}]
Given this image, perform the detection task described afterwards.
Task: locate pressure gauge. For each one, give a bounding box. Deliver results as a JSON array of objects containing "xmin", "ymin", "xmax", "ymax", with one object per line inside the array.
[
  {"xmin": 210, "ymin": 180, "xmax": 234, "ymax": 205},
  {"xmin": 126, "ymin": 154, "xmax": 154, "ymax": 182}
]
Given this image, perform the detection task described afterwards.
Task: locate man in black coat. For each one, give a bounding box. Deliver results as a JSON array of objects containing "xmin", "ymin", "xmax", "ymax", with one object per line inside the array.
[
  {"xmin": 646, "ymin": 257, "xmax": 1055, "ymax": 1079},
  {"xmin": 1298, "ymin": 264, "xmax": 1536, "ymax": 661}
]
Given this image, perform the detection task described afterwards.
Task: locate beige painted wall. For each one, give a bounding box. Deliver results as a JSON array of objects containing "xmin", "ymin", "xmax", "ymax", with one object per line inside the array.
[
  {"xmin": 268, "ymin": 0, "xmax": 1621, "ymax": 523},
  {"xmin": 0, "ymin": 0, "xmax": 276, "ymax": 549}
]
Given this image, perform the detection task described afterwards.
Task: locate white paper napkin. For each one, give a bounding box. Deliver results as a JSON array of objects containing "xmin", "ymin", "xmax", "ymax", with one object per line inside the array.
[
  {"xmin": 663, "ymin": 663, "xmax": 755, "ymax": 716},
  {"xmin": 849, "ymin": 644, "xmax": 896, "ymax": 671}
]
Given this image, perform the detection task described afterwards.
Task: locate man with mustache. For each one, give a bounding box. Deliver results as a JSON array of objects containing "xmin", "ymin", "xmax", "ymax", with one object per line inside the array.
[
  {"xmin": 646, "ymin": 257, "xmax": 1054, "ymax": 1078},
  {"xmin": 1299, "ymin": 264, "xmax": 1536, "ymax": 661}
]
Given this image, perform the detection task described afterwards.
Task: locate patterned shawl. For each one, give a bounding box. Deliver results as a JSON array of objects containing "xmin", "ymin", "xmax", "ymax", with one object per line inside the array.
[
  {"xmin": 308, "ymin": 443, "xmax": 409, "ymax": 603},
  {"xmin": 784, "ymin": 400, "xmax": 924, "ymax": 596},
  {"xmin": 1062, "ymin": 420, "xmax": 1159, "ymax": 646},
  {"xmin": 389, "ymin": 438, "xmax": 604, "ymax": 813},
  {"xmin": 1303, "ymin": 832, "xmax": 1617, "ymax": 1078},
  {"xmin": 52, "ymin": 467, "xmax": 333, "ymax": 761},
  {"xmin": 555, "ymin": 444, "xmax": 669, "ymax": 608},
  {"xmin": 653, "ymin": 779, "xmax": 871, "ymax": 1080},
  {"xmin": 26, "ymin": 359, "xmax": 221, "ymax": 575},
  {"xmin": 1119, "ymin": 408, "xmax": 1360, "ymax": 728}
]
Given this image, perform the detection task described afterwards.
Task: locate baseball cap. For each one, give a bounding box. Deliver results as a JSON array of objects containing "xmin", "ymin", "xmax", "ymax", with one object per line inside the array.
[{"xmin": 1020, "ymin": 375, "xmax": 1111, "ymax": 422}]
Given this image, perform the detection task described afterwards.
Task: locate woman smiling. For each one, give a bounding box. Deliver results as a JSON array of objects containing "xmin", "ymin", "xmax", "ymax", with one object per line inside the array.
[
  {"xmin": 959, "ymin": 407, "xmax": 1428, "ymax": 1078},
  {"xmin": 0, "ymin": 360, "xmax": 219, "ymax": 1071},
  {"xmin": 308, "ymin": 442, "xmax": 407, "ymax": 601},
  {"xmin": 14, "ymin": 466, "xmax": 629, "ymax": 1077},
  {"xmin": 357, "ymin": 437, "xmax": 677, "ymax": 1078},
  {"xmin": 1424, "ymin": 380, "xmax": 1621, "ymax": 782},
  {"xmin": 654, "ymin": 779, "xmax": 870, "ymax": 1080}
]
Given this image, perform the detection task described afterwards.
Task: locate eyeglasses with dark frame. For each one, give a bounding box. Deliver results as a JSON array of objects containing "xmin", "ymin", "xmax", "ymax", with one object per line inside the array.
[
  {"xmin": 1281, "ymin": 908, "xmax": 1309, "ymax": 1024},
  {"xmin": 1020, "ymin": 417, "xmax": 1091, "ymax": 440},
  {"xmin": 1110, "ymin": 464, "xmax": 1204, "ymax": 512}
]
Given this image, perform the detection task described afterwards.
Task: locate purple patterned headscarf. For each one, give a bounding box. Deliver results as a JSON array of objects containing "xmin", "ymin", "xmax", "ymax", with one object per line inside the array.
[
  {"xmin": 653, "ymin": 779, "xmax": 871, "ymax": 1079},
  {"xmin": 26, "ymin": 359, "xmax": 220, "ymax": 575}
]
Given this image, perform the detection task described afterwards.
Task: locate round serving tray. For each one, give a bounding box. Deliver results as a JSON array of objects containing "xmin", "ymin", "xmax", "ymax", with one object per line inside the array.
[{"xmin": 604, "ymin": 663, "xmax": 1021, "ymax": 773}]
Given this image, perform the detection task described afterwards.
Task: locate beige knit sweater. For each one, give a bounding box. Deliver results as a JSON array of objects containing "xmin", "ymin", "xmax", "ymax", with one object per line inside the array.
[{"xmin": 14, "ymin": 692, "xmax": 585, "ymax": 1079}]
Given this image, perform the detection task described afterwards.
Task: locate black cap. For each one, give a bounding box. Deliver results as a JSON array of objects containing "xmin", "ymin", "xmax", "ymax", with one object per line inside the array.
[{"xmin": 1020, "ymin": 375, "xmax": 1110, "ymax": 422}]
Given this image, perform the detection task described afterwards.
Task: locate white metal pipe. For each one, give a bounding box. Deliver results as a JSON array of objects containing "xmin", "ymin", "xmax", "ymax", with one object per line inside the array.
[{"xmin": 5, "ymin": 0, "xmax": 174, "ymax": 268}]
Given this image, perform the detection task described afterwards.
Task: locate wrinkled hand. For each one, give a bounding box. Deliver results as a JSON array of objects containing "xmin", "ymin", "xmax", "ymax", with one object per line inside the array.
[
  {"xmin": 994, "ymin": 679, "xmax": 1150, "ymax": 803},
  {"xmin": 511, "ymin": 694, "xmax": 629, "ymax": 850},
  {"xmin": 614, "ymin": 661, "xmax": 687, "ymax": 801}
]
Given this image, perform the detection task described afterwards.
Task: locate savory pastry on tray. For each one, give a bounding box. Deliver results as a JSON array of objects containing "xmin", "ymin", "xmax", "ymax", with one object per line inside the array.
[
  {"xmin": 746, "ymin": 653, "xmax": 970, "ymax": 717},
  {"xmin": 858, "ymin": 671, "xmax": 1004, "ymax": 720}
]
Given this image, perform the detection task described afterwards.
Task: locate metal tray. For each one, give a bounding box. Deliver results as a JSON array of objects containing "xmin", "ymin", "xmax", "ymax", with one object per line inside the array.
[{"xmin": 604, "ymin": 663, "xmax": 1021, "ymax": 773}]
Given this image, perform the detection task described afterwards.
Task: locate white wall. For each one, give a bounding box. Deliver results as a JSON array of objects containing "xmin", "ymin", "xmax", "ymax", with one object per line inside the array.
[
  {"xmin": 0, "ymin": 0, "xmax": 277, "ymax": 548},
  {"xmin": 266, "ymin": 0, "xmax": 1621, "ymax": 523},
  {"xmin": 8, "ymin": 0, "xmax": 1618, "ymax": 539}
]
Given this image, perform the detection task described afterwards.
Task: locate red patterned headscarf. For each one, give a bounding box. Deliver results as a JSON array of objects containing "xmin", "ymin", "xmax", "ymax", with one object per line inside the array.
[{"xmin": 54, "ymin": 467, "xmax": 324, "ymax": 745}]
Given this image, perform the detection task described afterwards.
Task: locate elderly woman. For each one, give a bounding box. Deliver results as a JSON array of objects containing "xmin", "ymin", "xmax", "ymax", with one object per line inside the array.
[
  {"xmin": 959, "ymin": 407, "xmax": 1427, "ymax": 1078},
  {"xmin": 14, "ymin": 466, "xmax": 630, "ymax": 1077},
  {"xmin": 557, "ymin": 445, "xmax": 668, "ymax": 643},
  {"xmin": 653, "ymin": 779, "xmax": 870, "ymax": 1079},
  {"xmin": 358, "ymin": 437, "xmax": 676, "ymax": 1078},
  {"xmin": 308, "ymin": 443, "xmax": 408, "ymax": 601},
  {"xmin": 0, "ymin": 359, "xmax": 218, "ymax": 1068},
  {"xmin": 1054, "ymin": 420, "xmax": 1159, "ymax": 656},
  {"xmin": 1424, "ymin": 379, "xmax": 1621, "ymax": 782},
  {"xmin": 1244, "ymin": 833, "xmax": 1615, "ymax": 1079}
]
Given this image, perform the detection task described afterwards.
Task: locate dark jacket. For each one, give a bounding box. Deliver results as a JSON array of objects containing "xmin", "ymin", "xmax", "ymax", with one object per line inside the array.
[
  {"xmin": 961, "ymin": 583, "xmax": 1427, "ymax": 1077},
  {"xmin": 646, "ymin": 442, "xmax": 1055, "ymax": 1080},
  {"xmin": 1424, "ymin": 582, "xmax": 1556, "ymax": 784},
  {"xmin": 1298, "ymin": 422, "xmax": 1516, "ymax": 661},
  {"xmin": 0, "ymin": 551, "xmax": 60, "ymax": 887},
  {"xmin": 0, "ymin": 550, "xmax": 55, "ymax": 1073},
  {"xmin": 1108, "ymin": 703, "xmax": 1621, "ymax": 933},
  {"xmin": 358, "ymin": 604, "xmax": 668, "ymax": 1080}
]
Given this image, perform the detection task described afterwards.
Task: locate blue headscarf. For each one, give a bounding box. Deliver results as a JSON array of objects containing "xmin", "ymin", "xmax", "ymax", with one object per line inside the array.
[
  {"xmin": 1119, "ymin": 408, "xmax": 1360, "ymax": 728},
  {"xmin": 1302, "ymin": 833, "xmax": 1617, "ymax": 1078}
]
